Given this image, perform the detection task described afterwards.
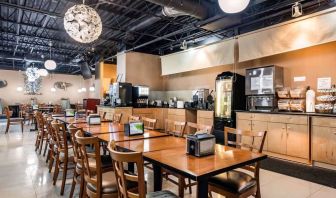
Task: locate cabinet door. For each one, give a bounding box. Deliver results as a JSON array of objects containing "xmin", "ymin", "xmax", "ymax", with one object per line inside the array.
[
  {"xmin": 313, "ymin": 126, "xmax": 336, "ymax": 165},
  {"xmin": 267, "ymin": 122, "xmax": 287, "ymax": 154},
  {"xmin": 252, "ymin": 121, "xmax": 268, "ymax": 152},
  {"xmin": 286, "ymin": 124, "xmax": 309, "ymax": 159},
  {"xmin": 237, "ymin": 119, "xmax": 252, "ymax": 146}
]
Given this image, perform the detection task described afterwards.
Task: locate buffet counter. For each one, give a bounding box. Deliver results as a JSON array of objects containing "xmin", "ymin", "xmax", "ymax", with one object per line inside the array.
[{"xmin": 236, "ymin": 111, "xmax": 336, "ymax": 169}]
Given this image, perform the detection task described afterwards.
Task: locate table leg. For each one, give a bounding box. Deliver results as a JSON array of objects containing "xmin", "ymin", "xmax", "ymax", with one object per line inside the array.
[
  {"xmin": 153, "ymin": 164, "xmax": 162, "ymax": 191},
  {"xmin": 197, "ymin": 178, "xmax": 208, "ymax": 198}
]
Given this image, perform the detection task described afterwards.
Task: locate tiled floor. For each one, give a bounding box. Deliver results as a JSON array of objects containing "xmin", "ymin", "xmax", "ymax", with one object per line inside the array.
[{"xmin": 0, "ymin": 124, "xmax": 336, "ymax": 198}]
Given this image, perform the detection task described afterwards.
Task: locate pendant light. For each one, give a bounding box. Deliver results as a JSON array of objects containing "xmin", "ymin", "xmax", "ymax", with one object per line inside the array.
[
  {"xmin": 218, "ymin": 0, "xmax": 250, "ymax": 14},
  {"xmin": 37, "ymin": 68, "xmax": 49, "ymax": 77},
  {"xmin": 64, "ymin": 0, "xmax": 102, "ymax": 43},
  {"xmin": 45, "ymin": 42, "xmax": 57, "ymax": 70}
]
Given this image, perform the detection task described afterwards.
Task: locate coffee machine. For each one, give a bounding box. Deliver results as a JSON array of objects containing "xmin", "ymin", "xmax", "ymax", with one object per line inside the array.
[
  {"xmin": 109, "ymin": 82, "xmax": 133, "ymax": 107},
  {"xmin": 214, "ymin": 72, "xmax": 245, "ymax": 144},
  {"xmin": 245, "ymin": 65, "xmax": 284, "ymax": 112},
  {"xmin": 132, "ymin": 85, "xmax": 149, "ymax": 107}
]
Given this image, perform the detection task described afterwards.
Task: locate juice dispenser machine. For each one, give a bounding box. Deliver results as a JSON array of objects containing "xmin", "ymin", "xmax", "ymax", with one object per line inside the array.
[{"xmin": 214, "ymin": 72, "xmax": 245, "ymax": 144}]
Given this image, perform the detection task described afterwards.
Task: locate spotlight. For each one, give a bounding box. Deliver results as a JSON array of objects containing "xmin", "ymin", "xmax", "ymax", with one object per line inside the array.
[
  {"xmin": 180, "ymin": 40, "xmax": 187, "ymax": 50},
  {"xmin": 292, "ymin": 2, "xmax": 303, "ymax": 18}
]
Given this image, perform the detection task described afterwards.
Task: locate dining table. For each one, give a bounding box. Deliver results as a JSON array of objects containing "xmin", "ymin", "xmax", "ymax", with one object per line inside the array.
[
  {"xmin": 95, "ymin": 130, "xmax": 169, "ymax": 143},
  {"xmin": 73, "ymin": 122, "xmax": 124, "ymax": 135},
  {"xmin": 143, "ymin": 144, "xmax": 267, "ymax": 198}
]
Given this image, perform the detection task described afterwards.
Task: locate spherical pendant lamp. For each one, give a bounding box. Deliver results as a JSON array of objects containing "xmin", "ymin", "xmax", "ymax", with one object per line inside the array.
[
  {"xmin": 44, "ymin": 60, "xmax": 57, "ymax": 70},
  {"xmin": 218, "ymin": 0, "xmax": 250, "ymax": 13},
  {"xmin": 37, "ymin": 68, "xmax": 49, "ymax": 76},
  {"xmin": 64, "ymin": 3, "xmax": 102, "ymax": 43}
]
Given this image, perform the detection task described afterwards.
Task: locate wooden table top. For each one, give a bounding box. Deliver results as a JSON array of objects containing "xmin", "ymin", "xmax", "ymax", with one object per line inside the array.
[
  {"xmin": 55, "ymin": 117, "xmax": 87, "ymax": 124},
  {"xmin": 143, "ymin": 144, "xmax": 267, "ymax": 180},
  {"xmin": 74, "ymin": 122, "xmax": 124, "ymax": 134},
  {"xmin": 95, "ymin": 130, "xmax": 169, "ymax": 143},
  {"xmin": 115, "ymin": 136, "xmax": 186, "ymax": 153}
]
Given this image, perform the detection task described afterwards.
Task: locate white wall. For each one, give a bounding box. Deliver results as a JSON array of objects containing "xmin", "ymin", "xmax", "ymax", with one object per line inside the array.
[{"xmin": 0, "ymin": 69, "xmax": 98, "ymax": 106}]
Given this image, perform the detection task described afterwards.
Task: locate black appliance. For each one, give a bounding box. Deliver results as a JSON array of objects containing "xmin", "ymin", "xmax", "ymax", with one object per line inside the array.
[
  {"xmin": 109, "ymin": 82, "xmax": 133, "ymax": 107},
  {"xmin": 132, "ymin": 85, "xmax": 149, "ymax": 108},
  {"xmin": 214, "ymin": 72, "xmax": 245, "ymax": 144}
]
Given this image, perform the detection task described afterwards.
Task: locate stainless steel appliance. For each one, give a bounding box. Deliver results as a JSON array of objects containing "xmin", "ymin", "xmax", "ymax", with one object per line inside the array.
[
  {"xmin": 109, "ymin": 82, "xmax": 133, "ymax": 107},
  {"xmin": 245, "ymin": 65, "xmax": 284, "ymax": 112},
  {"xmin": 214, "ymin": 72, "xmax": 245, "ymax": 144},
  {"xmin": 186, "ymin": 134, "xmax": 215, "ymax": 157},
  {"xmin": 132, "ymin": 85, "xmax": 149, "ymax": 107}
]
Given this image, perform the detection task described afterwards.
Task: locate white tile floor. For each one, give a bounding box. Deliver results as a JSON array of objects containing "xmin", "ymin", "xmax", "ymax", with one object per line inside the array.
[{"xmin": 0, "ymin": 124, "xmax": 336, "ymax": 198}]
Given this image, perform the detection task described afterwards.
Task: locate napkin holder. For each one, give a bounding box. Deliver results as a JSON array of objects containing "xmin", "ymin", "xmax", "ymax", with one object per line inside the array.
[
  {"xmin": 187, "ymin": 133, "xmax": 215, "ymax": 157},
  {"xmin": 124, "ymin": 121, "xmax": 144, "ymax": 136},
  {"xmin": 87, "ymin": 114, "xmax": 101, "ymax": 125}
]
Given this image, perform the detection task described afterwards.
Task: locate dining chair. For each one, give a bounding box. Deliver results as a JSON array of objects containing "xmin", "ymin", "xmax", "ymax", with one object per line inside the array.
[
  {"xmin": 164, "ymin": 119, "xmax": 186, "ymax": 137},
  {"xmin": 208, "ymin": 127, "xmax": 267, "ymax": 198},
  {"xmin": 185, "ymin": 122, "xmax": 213, "ymax": 135},
  {"xmin": 4, "ymin": 106, "xmax": 24, "ymax": 133},
  {"xmin": 142, "ymin": 117, "xmax": 157, "ymax": 130},
  {"xmin": 113, "ymin": 113, "xmax": 122, "ymax": 123},
  {"xmin": 45, "ymin": 119, "xmax": 58, "ymax": 172},
  {"xmin": 52, "ymin": 121, "xmax": 75, "ymax": 195},
  {"xmin": 128, "ymin": 115, "xmax": 140, "ymax": 122},
  {"xmin": 20, "ymin": 104, "xmax": 33, "ymax": 125},
  {"xmin": 75, "ymin": 130, "xmax": 117, "ymax": 198},
  {"xmin": 108, "ymin": 141, "xmax": 179, "ymax": 198}
]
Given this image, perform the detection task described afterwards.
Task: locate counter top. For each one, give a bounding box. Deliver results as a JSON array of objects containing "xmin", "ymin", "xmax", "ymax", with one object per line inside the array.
[
  {"xmin": 236, "ymin": 110, "xmax": 336, "ymax": 117},
  {"xmin": 97, "ymin": 105, "xmax": 214, "ymax": 111}
]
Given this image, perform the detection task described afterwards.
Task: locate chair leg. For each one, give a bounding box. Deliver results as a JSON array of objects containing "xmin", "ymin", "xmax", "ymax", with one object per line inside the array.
[
  {"xmin": 60, "ymin": 162, "xmax": 68, "ymax": 195},
  {"xmin": 43, "ymin": 140, "xmax": 48, "ymax": 156},
  {"xmin": 69, "ymin": 169, "xmax": 77, "ymax": 198},
  {"xmin": 21, "ymin": 121, "xmax": 23, "ymax": 133},
  {"xmin": 48, "ymin": 154, "xmax": 54, "ymax": 173},
  {"xmin": 53, "ymin": 158, "xmax": 60, "ymax": 185},
  {"xmin": 188, "ymin": 178, "xmax": 192, "ymax": 194},
  {"xmin": 79, "ymin": 173, "xmax": 85, "ymax": 198},
  {"xmin": 39, "ymin": 137, "xmax": 44, "ymax": 155},
  {"xmin": 5, "ymin": 123, "xmax": 10, "ymax": 133}
]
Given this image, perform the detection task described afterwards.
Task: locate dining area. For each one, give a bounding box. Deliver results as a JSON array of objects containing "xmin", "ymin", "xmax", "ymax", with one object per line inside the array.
[{"xmin": 31, "ymin": 111, "xmax": 267, "ymax": 198}]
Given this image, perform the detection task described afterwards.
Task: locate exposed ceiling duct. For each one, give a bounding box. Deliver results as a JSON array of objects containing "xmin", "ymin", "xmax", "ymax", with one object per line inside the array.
[{"xmin": 144, "ymin": 0, "xmax": 213, "ymax": 19}]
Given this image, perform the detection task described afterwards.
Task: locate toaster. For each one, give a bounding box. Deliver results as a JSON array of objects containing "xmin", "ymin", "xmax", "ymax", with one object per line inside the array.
[{"xmin": 186, "ymin": 133, "xmax": 216, "ymax": 157}]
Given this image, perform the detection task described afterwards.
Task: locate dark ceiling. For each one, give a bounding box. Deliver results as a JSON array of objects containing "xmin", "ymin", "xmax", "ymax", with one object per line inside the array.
[{"xmin": 0, "ymin": 0, "xmax": 335, "ymax": 75}]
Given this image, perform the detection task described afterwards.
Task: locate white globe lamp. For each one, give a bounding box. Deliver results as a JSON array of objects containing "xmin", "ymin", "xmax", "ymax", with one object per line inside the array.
[
  {"xmin": 38, "ymin": 68, "xmax": 49, "ymax": 76},
  {"xmin": 44, "ymin": 60, "xmax": 57, "ymax": 70},
  {"xmin": 218, "ymin": 0, "xmax": 250, "ymax": 13}
]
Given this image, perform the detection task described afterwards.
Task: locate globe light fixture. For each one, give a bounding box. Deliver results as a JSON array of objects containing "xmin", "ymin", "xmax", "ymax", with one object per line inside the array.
[
  {"xmin": 218, "ymin": 0, "xmax": 250, "ymax": 13},
  {"xmin": 16, "ymin": 87, "xmax": 23, "ymax": 92},
  {"xmin": 45, "ymin": 42, "xmax": 57, "ymax": 70},
  {"xmin": 37, "ymin": 68, "xmax": 49, "ymax": 77},
  {"xmin": 51, "ymin": 87, "xmax": 56, "ymax": 92},
  {"xmin": 64, "ymin": 1, "xmax": 102, "ymax": 43}
]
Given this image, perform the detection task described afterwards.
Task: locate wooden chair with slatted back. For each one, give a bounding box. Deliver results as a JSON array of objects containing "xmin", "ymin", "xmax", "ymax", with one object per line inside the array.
[
  {"xmin": 128, "ymin": 115, "xmax": 140, "ymax": 122},
  {"xmin": 185, "ymin": 122, "xmax": 213, "ymax": 135},
  {"xmin": 52, "ymin": 121, "xmax": 75, "ymax": 195},
  {"xmin": 75, "ymin": 130, "xmax": 117, "ymax": 198},
  {"xmin": 45, "ymin": 119, "xmax": 57, "ymax": 173},
  {"xmin": 108, "ymin": 141, "xmax": 179, "ymax": 198},
  {"xmin": 208, "ymin": 127, "xmax": 267, "ymax": 198},
  {"xmin": 4, "ymin": 106, "xmax": 24, "ymax": 133},
  {"xmin": 142, "ymin": 117, "xmax": 157, "ymax": 130},
  {"xmin": 34, "ymin": 111, "xmax": 48, "ymax": 154},
  {"xmin": 165, "ymin": 119, "xmax": 186, "ymax": 137},
  {"xmin": 113, "ymin": 113, "xmax": 122, "ymax": 123}
]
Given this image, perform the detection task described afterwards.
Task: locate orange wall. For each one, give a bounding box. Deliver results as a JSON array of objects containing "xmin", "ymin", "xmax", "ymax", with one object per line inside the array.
[{"xmin": 163, "ymin": 41, "xmax": 336, "ymax": 91}]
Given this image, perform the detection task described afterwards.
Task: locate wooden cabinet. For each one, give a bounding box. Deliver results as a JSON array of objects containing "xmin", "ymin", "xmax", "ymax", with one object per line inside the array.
[
  {"xmin": 286, "ymin": 124, "xmax": 309, "ymax": 159},
  {"xmin": 236, "ymin": 112, "xmax": 309, "ymax": 160},
  {"xmin": 197, "ymin": 110, "xmax": 214, "ymax": 126},
  {"xmin": 312, "ymin": 117, "xmax": 336, "ymax": 165},
  {"xmin": 97, "ymin": 106, "xmax": 132, "ymax": 124},
  {"xmin": 267, "ymin": 122, "xmax": 287, "ymax": 154},
  {"xmin": 132, "ymin": 108, "xmax": 167, "ymax": 129}
]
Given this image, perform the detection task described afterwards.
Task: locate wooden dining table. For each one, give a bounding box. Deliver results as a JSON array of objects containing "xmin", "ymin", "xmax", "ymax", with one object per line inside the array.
[
  {"xmin": 143, "ymin": 144, "xmax": 267, "ymax": 198},
  {"xmin": 95, "ymin": 130, "xmax": 169, "ymax": 143},
  {"xmin": 55, "ymin": 116, "xmax": 87, "ymax": 124},
  {"xmin": 73, "ymin": 122, "xmax": 124, "ymax": 135}
]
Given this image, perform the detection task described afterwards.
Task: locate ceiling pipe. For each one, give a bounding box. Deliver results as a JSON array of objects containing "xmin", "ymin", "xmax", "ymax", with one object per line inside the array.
[{"xmin": 144, "ymin": 0, "xmax": 213, "ymax": 19}]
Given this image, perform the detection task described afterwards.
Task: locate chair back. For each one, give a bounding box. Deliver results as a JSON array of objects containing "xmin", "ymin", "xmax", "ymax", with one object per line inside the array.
[
  {"xmin": 142, "ymin": 117, "xmax": 157, "ymax": 130},
  {"xmin": 224, "ymin": 127, "xmax": 267, "ymax": 153},
  {"xmin": 186, "ymin": 122, "xmax": 213, "ymax": 135},
  {"xmin": 99, "ymin": 111, "xmax": 107, "ymax": 120},
  {"xmin": 108, "ymin": 141, "xmax": 146, "ymax": 198},
  {"xmin": 35, "ymin": 111, "xmax": 44, "ymax": 131},
  {"xmin": 129, "ymin": 115, "xmax": 140, "ymax": 122},
  {"xmin": 51, "ymin": 122, "xmax": 68, "ymax": 153},
  {"xmin": 165, "ymin": 119, "xmax": 186, "ymax": 137},
  {"xmin": 75, "ymin": 130, "xmax": 103, "ymax": 196},
  {"xmin": 68, "ymin": 124, "xmax": 82, "ymax": 163},
  {"xmin": 113, "ymin": 113, "xmax": 122, "ymax": 123}
]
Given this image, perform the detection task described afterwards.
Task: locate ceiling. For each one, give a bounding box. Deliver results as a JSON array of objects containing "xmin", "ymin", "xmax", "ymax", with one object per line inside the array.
[{"xmin": 0, "ymin": 0, "xmax": 335, "ymax": 75}]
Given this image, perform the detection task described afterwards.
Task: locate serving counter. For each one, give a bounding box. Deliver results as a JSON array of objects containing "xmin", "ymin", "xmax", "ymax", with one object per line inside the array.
[{"xmin": 236, "ymin": 111, "xmax": 336, "ymax": 169}]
